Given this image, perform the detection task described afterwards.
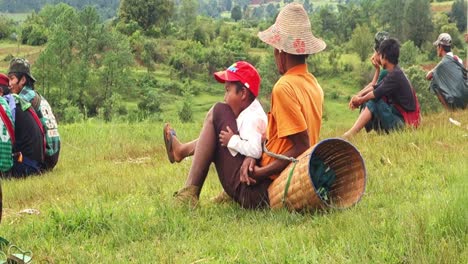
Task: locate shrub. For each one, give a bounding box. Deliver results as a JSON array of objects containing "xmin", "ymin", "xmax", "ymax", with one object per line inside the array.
[
  {"xmin": 178, "ymin": 86, "xmax": 194, "ymax": 123},
  {"xmin": 400, "ymin": 41, "xmax": 420, "ymax": 68},
  {"xmin": 405, "ymin": 65, "xmax": 442, "ymax": 114},
  {"xmin": 63, "ymin": 105, "xmax": 84, "ymax": 124}
]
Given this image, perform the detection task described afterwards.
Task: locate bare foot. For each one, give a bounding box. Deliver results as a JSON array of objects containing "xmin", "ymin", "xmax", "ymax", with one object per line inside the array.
[
  {"xmin": 171, "ymin": 135, "xmax": 185, "ymax": 162},
  {"xmin": 342, "ymin": 131, "xmax": 354, "ymax": 140}
]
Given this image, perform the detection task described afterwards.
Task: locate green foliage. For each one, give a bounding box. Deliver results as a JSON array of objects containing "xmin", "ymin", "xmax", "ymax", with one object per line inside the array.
[
  {"xmin": 400, "ymin": 41, "xmax": 420, "ymax": 68},
  {"xmin": 0, "ymin": 0, "xmax": 119, "ymax": 19},
  {"xmin": 0, "ymin": 15, "xmax": 15, "ymax": 40},
  {"xmin": 118, "ymin": 0, "xmax": 174, "ymax": 32},
  {"xmin": 349, "ymin": 25, "xmax": 373, "ymax": 62},
  {"xmin": 440, "ymin": 23, "xmax": 463, "ymax": 49},
  {"xmin": 231, "ymin": 5, "xmax": 242, "ymax": 22},
  {"xmin": 178, "ymin": 85, "xmax": 194, "ymax": 123},
  {"xmin": 405, "ymin": 65, "xmax": 442, "ymax": 114},
  {"xmin": 403, "ymin": 0, "xmax": 433, "ymax": 48},
  {"xmin": 62, "ymin": 104, "xmax": 85, "ymax": 124},
  {"xmin": 178, "ymin": 0, "xmax": 198, "ymax": 40},
  {"xmin": 137, "ymin": 75, "xmax": 162, "ymax": 120},
  {"xmin": 257, "ymin": 51, "xmax": 280, "ymax": 98},
  {"xmin": 377, "ymin": 0, "xmax": 406, "ymax": 40},
  {"xmin": 100, "ymin": 93, "xmax": 127, "ymax": 122},
  {"xmin": 450, "ymin": 0, "xmax": 467, "ymax": 32}
]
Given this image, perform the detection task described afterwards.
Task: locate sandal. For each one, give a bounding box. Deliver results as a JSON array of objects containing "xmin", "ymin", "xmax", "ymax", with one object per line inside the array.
[{"xmin": 163, "ymin": 123, "xmax": 177, "ymax": 163}]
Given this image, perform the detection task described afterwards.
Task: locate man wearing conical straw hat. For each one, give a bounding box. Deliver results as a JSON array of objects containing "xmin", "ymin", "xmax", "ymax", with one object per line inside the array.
[{"xmin": 173, "ymin": 3, "xmax": 325, "ymax": 209}]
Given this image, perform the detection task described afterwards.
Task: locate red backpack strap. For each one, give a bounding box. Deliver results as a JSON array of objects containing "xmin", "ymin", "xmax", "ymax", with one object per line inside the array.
[
  {"xmin": 393, "ymin": 88, "xmax": 421, "ymax": 128},
  {"xmin": 28, "ymin": 107, "xmax": 46, "ymax": 155},
  {"xmin": 0, "ymin": 105, "xmax": 15, "ymax": 145}
]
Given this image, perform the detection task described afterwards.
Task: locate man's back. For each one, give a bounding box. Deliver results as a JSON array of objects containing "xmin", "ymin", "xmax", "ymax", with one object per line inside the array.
[
  {"xmin": 14, "ymin": 101, "xmax": 44, "ymax": 164},
  {"xmin": 431, "ymin": 55, "xmax": 468, "ymax": 109},
  {"xmin": 261, "ymin": 64, "xmax": 324, "ymax": 178}
]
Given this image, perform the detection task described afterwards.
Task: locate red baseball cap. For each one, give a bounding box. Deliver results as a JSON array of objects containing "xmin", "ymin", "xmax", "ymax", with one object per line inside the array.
[
  {"xmin": 213, "ymin": 61, "xmax": 261, "ymax": 97},
  {"xmin": 0, "ymin": 73, "xmax": 9, "ymax": 87}
]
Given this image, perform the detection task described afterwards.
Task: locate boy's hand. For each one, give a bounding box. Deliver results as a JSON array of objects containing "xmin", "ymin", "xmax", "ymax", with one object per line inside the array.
[
  {"xmin": 349, "ymin": 96, "xmax": 360, "ymax": 110},
  {"xmin": 219, "ymin": 126, "xmax": 234, "ymax": 147}
]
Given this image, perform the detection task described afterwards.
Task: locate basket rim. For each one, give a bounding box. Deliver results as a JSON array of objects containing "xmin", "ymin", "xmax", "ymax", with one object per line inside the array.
[{"xmin": 308, "ymin": 137, "xmax": 367, "ymax": 209}]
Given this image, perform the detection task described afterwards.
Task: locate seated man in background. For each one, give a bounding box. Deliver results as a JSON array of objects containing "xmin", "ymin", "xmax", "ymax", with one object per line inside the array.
[
  {"xmin": 349, "ymin": 31, "xmax": 390, "ymax": 109},
  {"xmin": 426, "ymin": 33, "xmax": 467, "ymax": 110},
  {"xmin": 0, "ymin": 73, "xmax": 44, "ymax": 177},
  {"xmin": 8, "ymin": 58, "xmax": 61, "ymax": 171},
  {"xmin": 343, "ymin": 38, "xmax": 420, "ymax": 139}
]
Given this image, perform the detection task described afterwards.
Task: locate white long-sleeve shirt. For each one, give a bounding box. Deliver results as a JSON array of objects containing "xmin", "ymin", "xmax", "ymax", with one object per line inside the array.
[{"xmin": 226, "ymin": 99, "xmax": 267, "ymax": 159}]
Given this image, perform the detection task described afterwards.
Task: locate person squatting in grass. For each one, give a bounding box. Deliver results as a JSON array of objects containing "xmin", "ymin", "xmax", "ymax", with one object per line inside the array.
[
  {"xmin": 8, "ymin": 58, "xmax": 61, "ymax": 171},
  {"xmin": 343, "ymin": 38, "xmax": 421, "ymax": 139},
  {"xmin": 0, "ymin": 73, "xmax": 44, "ymax": 177},
  {"xmin": 348, "ymin": 31, "xmax": 390, "ymax": 110},
  {"xmin": 170, "ymin": 3, "xmax": 325, "ymax": 209},
  {"xmin": 164, "ymin": 61, "xmax": 268, "ymax": 207},
  {"xmin": 425, "ymin": 33, "xmax": 467, "ymax": 110}
]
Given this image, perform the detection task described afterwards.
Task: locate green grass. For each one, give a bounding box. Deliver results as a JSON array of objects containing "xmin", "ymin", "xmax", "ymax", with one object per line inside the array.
[{"xmin": 0, "ymin": 108, "xmax": 466, "ymax": 263}]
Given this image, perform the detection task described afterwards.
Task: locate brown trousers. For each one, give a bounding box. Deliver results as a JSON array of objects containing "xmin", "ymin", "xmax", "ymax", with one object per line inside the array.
[{"xmin": 212, "ymin": 103, "xmax": 271, "ymax": 209}]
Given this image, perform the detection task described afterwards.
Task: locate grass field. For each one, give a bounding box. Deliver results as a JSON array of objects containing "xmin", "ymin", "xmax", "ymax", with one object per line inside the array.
[
  {"xmin": 0, "ymin": 106, "xmax": 466, "ymax": 262},
  {"xmin": 0, "ymin": 12, "xmax": 30, "ymax": 22},
  {"xmin": 0, "ymin": 41, "xmax": 43, "ymax": 71}
]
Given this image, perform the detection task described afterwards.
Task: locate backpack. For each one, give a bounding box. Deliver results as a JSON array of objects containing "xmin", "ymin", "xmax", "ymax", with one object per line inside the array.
[{"xmin": 393, "ymin": 85, "xmax": 421, "ymax": 128}]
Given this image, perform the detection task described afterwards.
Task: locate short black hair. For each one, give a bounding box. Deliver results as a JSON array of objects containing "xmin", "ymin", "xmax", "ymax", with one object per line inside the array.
[
  {"xmin": 439, "ymin": 45, "xmax": 451, "ymax": 52},
  {"xmin": 233, "ymin": 81, "xmax": 256, "ymax": 102},
  {"xmin": 378, "ymin": 38, "xmax": 400, "ymax": 65},
  {"xmin": 10, "ymin": 72, "xmax": 35, "ymax": 89}
]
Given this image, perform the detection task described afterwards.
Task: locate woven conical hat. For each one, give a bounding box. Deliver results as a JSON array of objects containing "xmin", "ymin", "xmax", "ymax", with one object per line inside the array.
[{"xmin": 258, "ymin": 3, "xmax": 326, "ymax": 55}]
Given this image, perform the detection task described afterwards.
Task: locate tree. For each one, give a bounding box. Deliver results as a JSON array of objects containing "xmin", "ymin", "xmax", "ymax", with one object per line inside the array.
[
  {"xmin": 336, "ymin": 4, "xmax": 364, "ymax": 43},
  {"xmin": 304, "ymin": 0, "xmax": 312, "ymax": 13},
  {"xmin": 265, "ymin": 3, "xmax": 277, "ymax": 18},
  {"xmin": 179, "ymin": 0, "xmax": 198, "ymax": 40},
  {"xmin": 403, "ymin": 0, "xmax": 433, "ymax": 48},
  {"xmin": 118, "ymin": 0, "xmax": 174, "ymax": 32},
  {"xmin": 377, "ymin": 0, "xmax": 405, "ymax": 40},
  {"xmin": 231, "ymin": 5, "xmax": 242, "ymax": 22},
  {"xmin": 349, "ymin": 25, "xmax": 373, "ymax": 62},
  {"xmin": 450, "ymin": 0, "xmax": 467, "ymax": 32}
]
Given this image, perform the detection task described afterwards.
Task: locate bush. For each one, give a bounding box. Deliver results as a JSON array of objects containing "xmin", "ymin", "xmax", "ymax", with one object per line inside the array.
[
  {"xmin": 178, "ymin": 86, "xmax": 194, "ymax": 123},
  {"xmin": 62, "ymin": 105, "xmax": 84, "ymax": 123},
  {"xmin": 405, "ymin": 65, "xmax": 442, "ymax": 114},
  {"xmin": 400, "ymin": 41, "xmax": 420, "ymax": 68},
  {"xmin": 100, "ymin": 93, "xmax": 126, "ymax": 122}
]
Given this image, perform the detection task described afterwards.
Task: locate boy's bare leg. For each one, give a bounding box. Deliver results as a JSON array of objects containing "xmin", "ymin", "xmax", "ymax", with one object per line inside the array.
[
  {"xmin": 343, "ymin": 107, "xmax": 372, "ymax": 139},
  {"xmin": 184, "ymin": 108, "xmax": 216, "ymax": 188},
  {"xmin": 172, "ymin": 138, "xmax": 197, "ymax": 162}
]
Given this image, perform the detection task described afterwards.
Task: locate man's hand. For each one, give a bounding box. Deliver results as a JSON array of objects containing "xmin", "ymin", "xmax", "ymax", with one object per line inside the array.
[
  {"xmin": 219, "ymin": 126, "xmax": 234, "ymax": 147},
  {"xmin": 370, "ymin": 53, "xmax": 380, "ymax": 69},
  {"xmin": 426, "ymin": 71, "xmax": 433, "ymax": 81},
  {"xmin": 240, "ymin": 157, "xmax": 257, "ymax": 185}
]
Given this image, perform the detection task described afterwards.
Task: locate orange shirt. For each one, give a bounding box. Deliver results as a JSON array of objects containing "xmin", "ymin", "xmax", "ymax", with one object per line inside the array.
[{"xmin": 260, "ymin": 64, "xmax": 324, "ymax": 179}]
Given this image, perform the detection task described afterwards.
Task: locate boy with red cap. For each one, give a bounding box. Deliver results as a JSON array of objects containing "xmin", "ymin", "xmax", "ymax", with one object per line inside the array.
[{"xmin": 165, "ymin": 61, "xmax": 268, "ymax": 208}]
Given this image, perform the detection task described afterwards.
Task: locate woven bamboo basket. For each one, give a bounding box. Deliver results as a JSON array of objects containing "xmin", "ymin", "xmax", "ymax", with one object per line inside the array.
[{"xmin": 268, "ymin": 138, "xmax": 366, "ymax": 211}]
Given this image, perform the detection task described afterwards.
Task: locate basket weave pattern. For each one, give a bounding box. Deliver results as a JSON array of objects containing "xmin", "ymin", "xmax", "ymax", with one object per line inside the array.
[{"xmin": 268, "ymin": 138, "xmax": 366, "ymax": 211}]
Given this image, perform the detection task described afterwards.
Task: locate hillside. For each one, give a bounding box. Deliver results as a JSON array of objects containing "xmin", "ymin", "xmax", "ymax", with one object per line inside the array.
[{"xmin": 0, "ymin": 110, "xmax": 466, "ymax": 262}]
